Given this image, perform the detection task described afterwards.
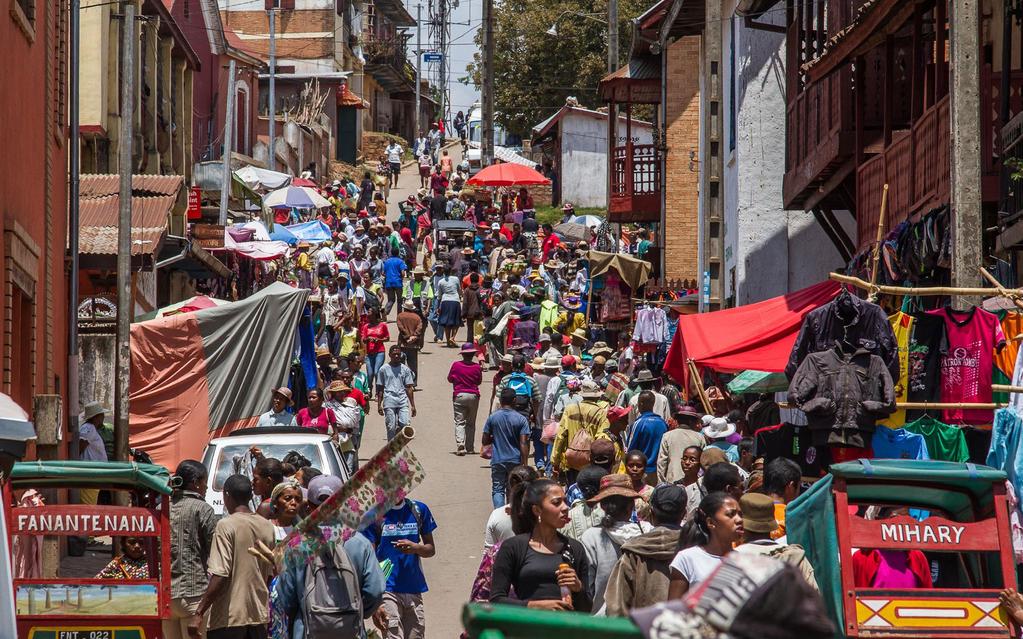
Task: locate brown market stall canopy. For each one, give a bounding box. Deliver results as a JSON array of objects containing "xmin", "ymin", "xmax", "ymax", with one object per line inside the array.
[{"xmin": 587, "ymin": 250, "xmax": 651, "ymax": 291}]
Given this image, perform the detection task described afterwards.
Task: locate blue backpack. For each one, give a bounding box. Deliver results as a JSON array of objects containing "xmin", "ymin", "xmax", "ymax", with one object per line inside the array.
[{"xmin": 505, "ymin": 372, "xmax": 534, "ymax": 415}]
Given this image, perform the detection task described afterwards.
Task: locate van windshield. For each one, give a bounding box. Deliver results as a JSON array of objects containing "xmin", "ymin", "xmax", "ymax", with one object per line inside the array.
[{"xmin": 212, "ymin": 443, "xmax": 324, "ymax": 490}]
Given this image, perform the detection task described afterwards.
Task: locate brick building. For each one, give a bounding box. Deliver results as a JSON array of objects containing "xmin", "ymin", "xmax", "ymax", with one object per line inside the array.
[{"xmin": 0, "ymin": 0, "xmax": 70, "ymax": 450}]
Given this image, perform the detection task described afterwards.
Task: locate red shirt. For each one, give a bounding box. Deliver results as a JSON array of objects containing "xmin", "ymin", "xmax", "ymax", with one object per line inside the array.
[
  {"xmin": 346, "ymin": 387, "xmax": 367, "ymax": 409},
  {"xmin": 361, "ymin": 322, "xmax": 390, "ymax": 355}
]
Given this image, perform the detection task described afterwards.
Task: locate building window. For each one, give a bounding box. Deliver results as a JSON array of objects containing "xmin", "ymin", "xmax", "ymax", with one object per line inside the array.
[
  {"xmin": 183, "ymin": 0, "xmax": 189, "ymax": 18},
  {"xmin": 10, "ymin": 0, "xmax": 36, "ymax": 40},
  {"xmin": 4, "ymin": 225, "xmax": 38, "ymax": 410},
  {"xmin": 9, "ymin": 285, "xmax": 33, "ymax": 408}
]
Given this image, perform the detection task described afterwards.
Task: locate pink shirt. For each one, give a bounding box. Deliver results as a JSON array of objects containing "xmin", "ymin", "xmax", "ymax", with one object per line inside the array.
[
  {"xmin": 296, "ymin": 407, "xmax": 336, "ymax": 434},
  {"xmin": 872, "ymin": 550, "xmax": 921, "ymax": 589},
  {"xmin": 361, "ymin": 322, "xmax": 390, "ymax": 355},
  {"xmin": 928, "ymin": 307, "xmax": 1005, "ymax": 425},
  {"xmin": 448, "ymin": 360, "xmax": 483, "ymax": 397}
]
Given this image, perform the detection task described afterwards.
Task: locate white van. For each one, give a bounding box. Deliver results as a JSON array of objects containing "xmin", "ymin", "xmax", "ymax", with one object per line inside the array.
[
  {"xmin": 200, "ymin": 426, "xmax": 350, "ymax": 514},
  {"xmin": 465, "ymin": 104, "xmax": 523, "ymax": 174}
]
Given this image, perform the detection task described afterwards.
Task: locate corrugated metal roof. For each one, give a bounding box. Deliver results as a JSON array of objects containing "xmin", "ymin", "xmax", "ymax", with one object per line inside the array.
[
  {"xmin": 80, "ymin": 174, "xmax": 184, "ymax": 198},
  {"xmin": 601, "ymin": 55, "xmax": 661, "ymax": 83},
  {"xmin": 80, "ymin": 226, "xmax": 166, "ymax": 256}
]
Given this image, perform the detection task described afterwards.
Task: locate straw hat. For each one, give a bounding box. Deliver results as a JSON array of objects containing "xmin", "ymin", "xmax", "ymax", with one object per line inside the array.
[
  {"xmin": 588, "ymin": 341, "xmax": 613, "ymax": 357},
  {"xmin": 586, "ymin": 474, "xmax": 640, "ymax": 504},
  {"xmin": 571, "ymin": 327, "xmax": 588, "ymax": 341},
  {"xmin": 325, "ymin": 380, "xmax": 350, "ymax": 394},
  {"xmin": 543, "ymin": 356, "xmax": 562, "ymax": 370},
  {"xmin": 315, "ymin": 345, "xmax": 332, "ymax": 358},
  {"xmin": 82, "ymin": 402, "xmax": 108, "ymax": 422},
  {"xmin": 272, "ymin": 387, "xmax": 294, "ymax": 404},
  {"xmin": 531, "ymin": 356, "xmax": 546, "ymax": 369}
]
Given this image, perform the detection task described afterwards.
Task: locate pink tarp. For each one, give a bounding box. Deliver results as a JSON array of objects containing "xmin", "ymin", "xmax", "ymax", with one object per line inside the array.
[{"xmin": 663, "ymin": 280, "xmax": 840, "ymax": 386}]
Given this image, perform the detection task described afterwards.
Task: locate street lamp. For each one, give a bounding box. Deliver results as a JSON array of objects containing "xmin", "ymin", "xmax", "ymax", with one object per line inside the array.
[{"xmin": 546, "ymin": 10, "xmax": 617, "ymax": 73}]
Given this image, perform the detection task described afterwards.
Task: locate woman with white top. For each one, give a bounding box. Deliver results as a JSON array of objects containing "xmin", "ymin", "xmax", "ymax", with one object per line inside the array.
[
  {"xmin": 667, "ymin": 491, "xmax": 743, "ymax": 598},
  {"xmin": 435, "ymin": 262, "xmax": 463, "ymax": 347}
]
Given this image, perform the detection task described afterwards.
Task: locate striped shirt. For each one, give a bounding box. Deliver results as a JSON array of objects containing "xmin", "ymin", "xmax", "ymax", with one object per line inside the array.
[{"xmin": 169, "ymin": 491, "xmax": 219, "ymax": 598}]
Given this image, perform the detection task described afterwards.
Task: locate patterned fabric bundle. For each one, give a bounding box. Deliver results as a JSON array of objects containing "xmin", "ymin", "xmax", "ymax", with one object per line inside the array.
[{"xmin": 274, "ymin": 426, "xmax": 425, "ymax": 568}]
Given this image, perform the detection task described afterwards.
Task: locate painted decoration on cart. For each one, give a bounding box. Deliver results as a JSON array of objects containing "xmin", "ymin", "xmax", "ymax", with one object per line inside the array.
[
  {"xmin": 16, "ymin": 584, "xmax": 158, "ymax": 616},
  {"xmin": 27, "ymin": 627, "xmax": 145, "ymax": 639},
  {"xmin": 854, "ymin": 596, "xmax": 1009, "ymax": 630}
]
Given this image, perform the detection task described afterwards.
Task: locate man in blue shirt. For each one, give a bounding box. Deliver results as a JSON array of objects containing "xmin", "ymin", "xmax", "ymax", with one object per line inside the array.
[
  {"xmin": 363, "ymin": 498, "xmax": 436, "ymax": 639},
  {"xmin": 482, "ymin": 387, "xmax": 531, "ymax": 507},
  {"xmin": 627, "ymin": 391, "xmax": 668, "ymax": 485},
  {"xmin": 382, "ymin": 247, "xmax": 408, "ymax": 319}
]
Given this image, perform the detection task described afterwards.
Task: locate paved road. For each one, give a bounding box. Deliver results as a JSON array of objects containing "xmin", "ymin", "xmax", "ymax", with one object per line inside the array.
[{"xmin": 360, "ymin": 142, "xmax": 495, "ymax": 638}]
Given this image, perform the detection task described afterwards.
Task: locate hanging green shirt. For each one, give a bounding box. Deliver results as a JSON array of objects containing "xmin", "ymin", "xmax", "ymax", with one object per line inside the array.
[{"xmin": 903, "ymin": 415, "xmax": 969, "ymax": 463}]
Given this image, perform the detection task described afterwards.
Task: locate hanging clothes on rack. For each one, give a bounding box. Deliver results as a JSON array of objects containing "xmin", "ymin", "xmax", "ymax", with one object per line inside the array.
[
  {"xmin": 879, "ymin": 311, "xmax": 914, "ymax": 428},
  {"xmin": 905, "ymin": 312, "xmax": 947, "ymax": 420},
  {"xmin": 902, "ymin": 414, "xmax": 969, "ymax": 462},
  {"xmin": 926, "ymin": 306, "xmax": 1006, "ymax": 425},
  {"xmin": 785, "ymin": 290, "xmax": 899, "ymax": 381},
  {"xmin": 993, "ymin": 310, "xmax": 1023, "ymax": 403},
  {"xmin": 632, "ymin": 304, "xmax": 668, "ymax": 344}
]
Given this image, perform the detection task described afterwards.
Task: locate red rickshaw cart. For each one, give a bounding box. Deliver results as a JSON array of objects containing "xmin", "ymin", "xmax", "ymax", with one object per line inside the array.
[{"xmin": 3, "ymin": 461, "xmax": 172, "ymax": 639}]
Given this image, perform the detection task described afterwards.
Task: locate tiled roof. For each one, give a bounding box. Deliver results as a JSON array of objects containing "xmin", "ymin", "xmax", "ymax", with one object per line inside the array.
[
  {"xmin": 79, "ymin": 194, "xmax": 177, "ymax": 256},
  {"xmin": 80, "ymin": 225, "xmax": 167, "ymax": 256},
  {"xmin": 80, "ymin": 174, "xmax": 184, "ymax": 198}
]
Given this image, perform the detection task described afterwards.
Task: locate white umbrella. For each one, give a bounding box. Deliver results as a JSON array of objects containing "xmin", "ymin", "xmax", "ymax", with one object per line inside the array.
[
  {"xmin": 234, "ymin": 166, "xmax": 291, "ymax": 191},
  {"xmin": 263, "ymin": 186, "xmax": 332, "ymax": 210},
  {"xmin": 0, "ymin": 392, "xmax": 34, "ymax": 442},
  {"xmin": 571, "ymin": 214, "xmax": 604, "ymax": 229}
]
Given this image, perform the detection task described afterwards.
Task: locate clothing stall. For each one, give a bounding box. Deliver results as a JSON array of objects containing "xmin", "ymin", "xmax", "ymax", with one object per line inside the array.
[{"xmin": 585, "ymin": 250, "xmax": 651, "ymax": 349}]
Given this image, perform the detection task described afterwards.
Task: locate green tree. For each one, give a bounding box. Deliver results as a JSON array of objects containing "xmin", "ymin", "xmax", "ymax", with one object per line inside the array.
[{"xmin": 465, "ymin": 0, "xmax": 649, "ymax": 137}]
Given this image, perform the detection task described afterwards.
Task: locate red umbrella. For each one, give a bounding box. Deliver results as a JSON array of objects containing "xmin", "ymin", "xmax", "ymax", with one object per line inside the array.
[
  {"xmin": 466, "ymin": 163, "xmax": 551, "ymax": 187},
  {"xmin": 291, "ymin": 177, "xmax": 317, "ymax": 188}
]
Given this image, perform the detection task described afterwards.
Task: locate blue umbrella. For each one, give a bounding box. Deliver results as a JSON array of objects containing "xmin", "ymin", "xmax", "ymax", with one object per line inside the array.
[{"xmin": 269, "ymin": 224, "xmax": 298, "ymax": 245}]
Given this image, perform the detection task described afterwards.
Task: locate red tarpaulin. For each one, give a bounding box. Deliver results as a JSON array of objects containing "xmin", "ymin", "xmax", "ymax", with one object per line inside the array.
[{"xmin": 663, "ymin": 280, "xmax": 840, "ymax": 387}]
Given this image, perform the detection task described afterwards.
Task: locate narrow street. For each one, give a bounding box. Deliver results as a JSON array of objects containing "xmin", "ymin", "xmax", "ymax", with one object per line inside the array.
[{"xmin": 361, "ymin": 142, "xmax": 494, "ymax": 637}]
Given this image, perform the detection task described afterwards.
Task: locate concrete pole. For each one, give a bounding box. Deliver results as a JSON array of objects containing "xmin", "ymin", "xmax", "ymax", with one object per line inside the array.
[
  {"xmin": 481, "ymin": 0, "xmax": 494, "ymax": 166},
  {"xmin": 68, "ymin": 0, "xmax": 81, "ymax": 449},
  {"xmin": 949, "ymin": 0, "xmax": 982, "ymax": 308},
  {"xmin": 268, "ymin": 8, "xmax": 276, "ymax": 170},
  {"xmin": 220, "ymin": 59, "xmax": 237, "ymax": 226},
  {"xmin": 415, "ymin": 3, "xmax": 422, "ymax": 142},
  {"xmin": 608, "ymin": 0, "xmax": 618, "ymax": 74},
  {"xmin": 438, "ymin": 0, "xmax": 447, "ymax": 131},
  {"xmin": 115, "ymin": 2, "xmax": 135, "ymax": 463}
]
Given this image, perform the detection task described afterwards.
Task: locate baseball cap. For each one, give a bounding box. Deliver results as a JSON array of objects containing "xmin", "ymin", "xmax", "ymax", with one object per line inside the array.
[
  {"xmin": 307, "ymin": 475, "xmax": 343, "ymax": 507},
  {"xmin": 649, "ymin": 484, "xmax": 687, "ymax": 521},
  {"xmin": 561, "ymin": 354, "xmax": 577, "ymax": 368}
]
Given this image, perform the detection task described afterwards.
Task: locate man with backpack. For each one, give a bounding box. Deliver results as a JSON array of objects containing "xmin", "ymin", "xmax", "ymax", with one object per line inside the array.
[
  {"xmin": 273, "ymin": 475, "xmax": 385, "ymax": 639},
  {"xmin": 551, "ymin": 381, "xmax": 611, "ymax": 483},
  {"xmin": 363, "ymin": 498, "xmax": 437, "ymax": 639},
  {"xmin": 492, "ymin": 354, "xmax": 544, "ymax": 469}
]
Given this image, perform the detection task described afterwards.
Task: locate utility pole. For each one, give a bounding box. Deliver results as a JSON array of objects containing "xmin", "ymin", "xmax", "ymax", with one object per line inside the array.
[
  {"xmin": 481, "ymin": 0, "xmax": 494, "ymax": 166},
  {"xmin": 267, "ymin": 7, "xmax": 276, "ymax": 170},
  {"xmin": 608, "ymin": 0, "xmax": 618, "ymax": 73},
  {"xmin": 415, "ymin": 3, "xmax": 422, "ymax": 141},
  {"xmin": 115, "ymin": 1, "xmax": 136, "ymax": 463},
  {"xmin": 68, "ymin": 0, "xmax": 81, "ymax": 439},
  {"xmin": 949, "ymin": 0, "xmax": 982, "ymax": 308},
  {"xmin": 438, "ymin": 0, "xmax": 447, "ymax": 128},
  {"xmin": 220, "ymin": 59, "xmax": 237, "ymax": 226}
]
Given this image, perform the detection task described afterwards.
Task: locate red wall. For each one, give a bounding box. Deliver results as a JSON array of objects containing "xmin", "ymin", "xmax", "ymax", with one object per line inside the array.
[{"xmin": 0, "ymin": 0, "xmax": 70, "ymax": 447}]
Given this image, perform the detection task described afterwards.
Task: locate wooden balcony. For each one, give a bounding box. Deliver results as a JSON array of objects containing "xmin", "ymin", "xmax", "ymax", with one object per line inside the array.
[
  {"xmin": 782, "ymin": 64, "xmax": 855, "ymax": 209},
  {"xmin": 609, "ymin": 144, "xmax": 661, "ymax": 222},
  {"xmin": 856, "ymin": 95, "xmax": 950, "ymax": 248}
]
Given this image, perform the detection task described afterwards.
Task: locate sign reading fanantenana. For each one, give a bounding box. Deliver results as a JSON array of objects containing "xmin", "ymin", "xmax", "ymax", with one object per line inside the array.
[{"xmin": 10, "ymin": 505, "xmax": 159, "ymax": 536}]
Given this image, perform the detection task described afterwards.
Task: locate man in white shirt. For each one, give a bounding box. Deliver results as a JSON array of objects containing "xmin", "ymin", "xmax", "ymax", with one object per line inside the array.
[
  {"xmin": 78, "ymin": 402, "xmax": 109, "ymax": 505},
  {"xmin": 385, "ymin": 142, "xmax": 403, "ymax": 188}
]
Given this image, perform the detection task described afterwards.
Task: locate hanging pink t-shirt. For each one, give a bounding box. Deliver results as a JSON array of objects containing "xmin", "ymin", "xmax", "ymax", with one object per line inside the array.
[{"xmin": 927, "ymin": 307, "xmax": 1005, "ymax": 425}]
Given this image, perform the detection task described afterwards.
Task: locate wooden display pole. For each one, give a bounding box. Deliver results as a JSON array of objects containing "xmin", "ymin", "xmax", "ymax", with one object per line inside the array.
[
  {"xmin": 867, "ymin": 183, "xmax": 890, "ymax": 301},
  {"xmin": 829, "ymin": 272, "xmax": 1017, "ymax": 297},
  {"xmin": 979, "ymin": 267, "xmax": 1023, "ymax": 313},
  {"xmin": 687, "ymin": 359, "xmax": 714, "ymax": 414}
]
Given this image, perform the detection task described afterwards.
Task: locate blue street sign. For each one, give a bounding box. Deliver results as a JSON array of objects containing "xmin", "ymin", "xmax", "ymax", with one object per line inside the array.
[{"xmin": 423, "ymin": 52, "xmax": 443, "ymax": 62}]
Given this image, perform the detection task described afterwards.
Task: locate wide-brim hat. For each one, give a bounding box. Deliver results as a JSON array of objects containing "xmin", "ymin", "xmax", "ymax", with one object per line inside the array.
[
  {"xmin": 460, "ymin": 342, "xmax": 478, "ymax": 354},
  {"xmin": 402, "ymin": 300, "xmax": 417, "ymax": 310},
  {"xmin": 543, "ymin": 356, "xmax": 561, "ymax": 370},
  {"xmin": 501, "ymin": 354, "xmax": 514, "ymax": 364},
  {"xmin": 82, "ymin": 401, "xmax": 108, "ymax": 422},
  {"xmin": 272, "ymin": 386, "xmax": 294, "ymax": 404},
  {"xmin": 580, "ymin": 380, "xmax": 604, "ymax": 399},
  {"xmin": 412, "ymin": 268, "xmax": 426, "ymax": 275},
  {"xmin": 588, "ymin": 341, "xmax": 614, "ymax": 357},
  {"xmin": 325, "ymin": 380, "xmax": 350, "ymax": 394},
  {"xmin": 678, "ymin": 405, "xmax": 701, "ymax": 419},
  {"xmin": 587, "ymin": 473, "xmax": 640, "ymax": 504},
  {"xmin": 571, "ymin": 327, "xmax": 588, "ymax": 341},
  {"xmin": 315, "ymin": 346, "xmax": 331, "ymax": 358},
  {"xmin": 563, "ymin": 298, "xmax": 582, "ymax": 310},
  {"xmin": 702, "ymin": 417, "xmax": 737, "ymax": 440},
  {"xmin": 633, "ymin": 369, "xmax": 657, "ymax": 384},
  {"xmin": 531, "ymin": 356, "xmax": 546, "ymax": 368},
  {"xmin": 461, "ymin": 247, "xmax": 475, "ymax": 255},
  {"xmin": 545, "ymin": 259, "xmax": 564, "ymax": 270}
]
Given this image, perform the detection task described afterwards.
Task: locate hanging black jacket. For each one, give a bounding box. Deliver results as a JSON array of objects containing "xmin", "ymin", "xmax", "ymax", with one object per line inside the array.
[
  {"xmin": 787, "ymin": 346, "xmax": 896, "ymax": 447},
  {"xmin": 785, "ymin": 294, "xmax": 899, "ymax": 381}
]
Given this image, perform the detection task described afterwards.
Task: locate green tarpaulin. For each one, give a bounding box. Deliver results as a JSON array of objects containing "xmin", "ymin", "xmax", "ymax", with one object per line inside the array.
[
  {"xmin": 726, "ymin": 370, "xmax": 789, "ymax": 394},
  {"xmin": 10, "ymin": 460, "xmax": 172, "ymax": 494}
]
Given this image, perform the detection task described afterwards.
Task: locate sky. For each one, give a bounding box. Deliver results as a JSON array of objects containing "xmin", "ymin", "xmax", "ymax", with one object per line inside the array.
[{"xmin": 406, "ymin": 0, "xmax": 482, "ymax": 121}]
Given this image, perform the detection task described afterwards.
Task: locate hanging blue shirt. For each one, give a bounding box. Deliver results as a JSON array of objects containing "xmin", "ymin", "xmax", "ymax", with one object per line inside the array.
[{"xmin": 871, "ymin": 425, "xmax": 930, "ymax": 461}]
